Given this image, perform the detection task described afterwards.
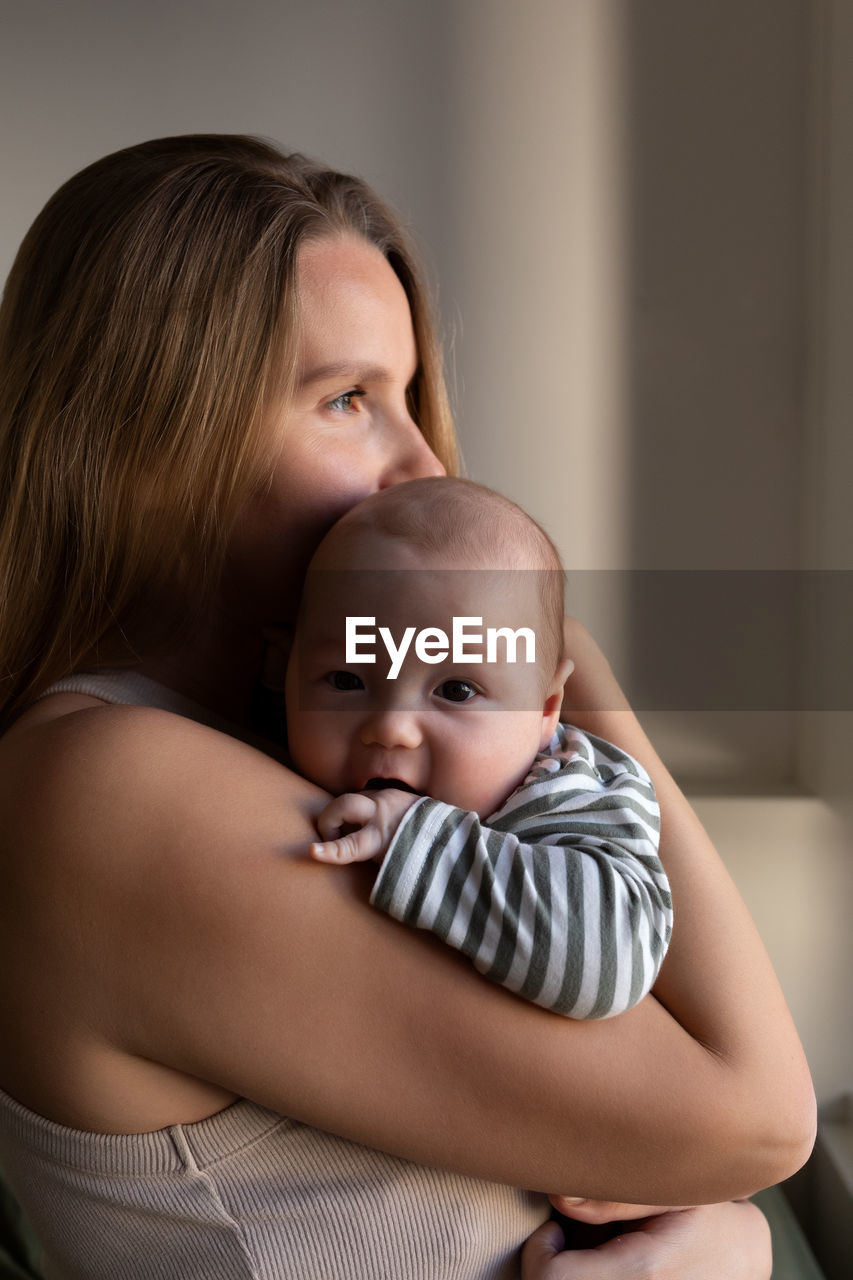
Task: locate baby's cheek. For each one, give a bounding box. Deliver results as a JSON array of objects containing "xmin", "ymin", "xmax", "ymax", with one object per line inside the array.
[
  {"xmin": 455, "ymin": 738, "xmax": 538, "ymax": 817},
  {"xmin": 432, "ymin": 756, "xmax": 503, "ymax": 818}
]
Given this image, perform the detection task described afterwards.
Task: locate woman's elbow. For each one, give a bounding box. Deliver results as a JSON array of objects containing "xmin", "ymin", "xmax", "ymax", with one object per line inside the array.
[
  {"xmin": 706, "ymin": 1056, "xmax": 817, "ymax": 1199},
  {"xmin": 752, "ymin": 1070, "xmax": 817, "ymax": 1188}
]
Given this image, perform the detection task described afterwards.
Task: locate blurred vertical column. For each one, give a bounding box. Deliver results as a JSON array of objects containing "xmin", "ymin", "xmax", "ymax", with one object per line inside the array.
[
  {"xmin": 618, "ymin": 0, "xmax": 809, "ymax": 781},
  {"xmin": 799, "ymin": 0, "xmax": 853, "ymax": 813},
  {"xmin": 797, "ymin": 8, "xmax": 853, "ymax": 1218},
  {"xmin": 441, "ymin": 0, "xmax": 630, "ymax": 671}
]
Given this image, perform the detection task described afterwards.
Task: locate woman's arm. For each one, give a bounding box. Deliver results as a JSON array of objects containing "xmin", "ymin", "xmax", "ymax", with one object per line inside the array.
[
  {"xmin": 5, "ymin": 683, "xmax": 814, "ymax": 1206},
  {"xmin": 559, "ymin": 618, "xmax": 816, "ymax": 1172}
]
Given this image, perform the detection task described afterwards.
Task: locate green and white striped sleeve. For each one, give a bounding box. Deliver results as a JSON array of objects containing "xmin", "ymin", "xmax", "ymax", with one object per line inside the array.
[{"xmin": 369, "ymin": 723, "xmax": 670, "ymax": 1019}]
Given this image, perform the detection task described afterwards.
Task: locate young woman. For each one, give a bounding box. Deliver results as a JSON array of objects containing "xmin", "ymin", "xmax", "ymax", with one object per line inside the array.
[{"xmin": 0, "ymin": 135, "xmax": 813, "ymax": 1279}]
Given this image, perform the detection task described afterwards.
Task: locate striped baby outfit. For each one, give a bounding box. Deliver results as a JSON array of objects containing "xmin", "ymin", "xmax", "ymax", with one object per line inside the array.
[{"xmin": 371, "ymin": 723, "xmax": 670, "ymax": 1019}]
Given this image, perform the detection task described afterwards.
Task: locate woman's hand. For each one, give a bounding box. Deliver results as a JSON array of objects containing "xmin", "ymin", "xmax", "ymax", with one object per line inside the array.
[
  {"xmin": 548, "ymin": 1194, "xmax": 688, "ymax": 1224},
  {"xmin": 522, "ymin": 1200, "xmax": 772, "ymax": 1280}
]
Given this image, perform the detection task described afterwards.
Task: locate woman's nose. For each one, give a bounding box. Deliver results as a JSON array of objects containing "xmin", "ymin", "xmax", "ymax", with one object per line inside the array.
[
  {"xmin": 359, "ymin": 708, "xmax": 423, "ymax": 750},
  {"xmin": 379, "ymin": 417, "xmax": 445, "ymax": 488}
]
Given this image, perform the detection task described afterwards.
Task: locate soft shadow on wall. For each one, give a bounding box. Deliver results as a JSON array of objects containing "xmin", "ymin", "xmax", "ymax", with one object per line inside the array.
[{"xmin": 623, "ymin": 0, "xmax": 810, "ymax": 789}]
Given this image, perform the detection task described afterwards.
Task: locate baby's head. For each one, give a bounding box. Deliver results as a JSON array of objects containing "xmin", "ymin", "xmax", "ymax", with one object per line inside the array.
[{"xmin": 286, "ymin": 478, "xmax": 572, "ymax": 817}]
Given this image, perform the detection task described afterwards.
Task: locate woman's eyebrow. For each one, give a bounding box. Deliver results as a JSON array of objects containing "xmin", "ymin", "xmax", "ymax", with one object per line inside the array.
[{"xmin": 298, "ymin": 362, "xmax": 394, "ymax": 387}]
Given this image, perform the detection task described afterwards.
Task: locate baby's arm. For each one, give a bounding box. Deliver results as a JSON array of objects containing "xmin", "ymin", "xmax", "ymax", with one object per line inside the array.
[{"xmin": 313, "ymin": 725, "xmax": 671, "ymax": 1019}]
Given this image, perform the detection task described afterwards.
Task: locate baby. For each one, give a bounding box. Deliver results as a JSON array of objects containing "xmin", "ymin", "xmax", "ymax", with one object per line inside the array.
[{"xmin": 285, "ymin": 477, "xmax": 671, "ymax": 1019}]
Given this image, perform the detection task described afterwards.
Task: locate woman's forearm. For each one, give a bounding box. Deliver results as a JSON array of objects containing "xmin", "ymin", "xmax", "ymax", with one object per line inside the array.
[{"xmin": 561, "ymin": 619, "xmax": 816, "ymax": 1186}]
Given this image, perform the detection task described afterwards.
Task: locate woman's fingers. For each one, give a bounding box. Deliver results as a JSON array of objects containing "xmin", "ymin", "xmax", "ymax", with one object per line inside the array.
[
  {"xmin": 548, "ymin": 1194, "xmax": 686, "ymax": 1223},
  {"xmin": 521, "ymin": 1220, "xmax": 636, "ymax": 1279},
  {"xmin": 523, "ymin": 1202, "xmax": 772, "ymax": 1280},
  {"xmin": 520, "ymin": 1221, "xmax": 566, "ymax": 1278}
]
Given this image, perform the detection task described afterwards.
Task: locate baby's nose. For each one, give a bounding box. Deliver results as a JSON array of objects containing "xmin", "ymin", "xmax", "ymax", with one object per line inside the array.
[{"xmin": 359, "ymin": 709, "xmax": 423, "ymax": 750}]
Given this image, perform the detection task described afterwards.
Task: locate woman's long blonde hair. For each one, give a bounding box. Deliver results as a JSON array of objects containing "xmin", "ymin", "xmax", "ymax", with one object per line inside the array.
[{"xmin": 0, "ymin": 135, "xmax": 457, "ymax": 729}]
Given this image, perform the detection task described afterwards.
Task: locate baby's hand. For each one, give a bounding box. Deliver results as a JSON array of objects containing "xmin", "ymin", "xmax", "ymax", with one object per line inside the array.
[{"xmin": 310, "ymin": 789, "xmax": 420, "ymax": 864}]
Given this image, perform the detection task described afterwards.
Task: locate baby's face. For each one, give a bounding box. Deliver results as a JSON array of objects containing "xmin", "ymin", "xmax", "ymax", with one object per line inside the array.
[{"xmin": 286, "ymin": 539, "xmax": 567, "ymax": 817}]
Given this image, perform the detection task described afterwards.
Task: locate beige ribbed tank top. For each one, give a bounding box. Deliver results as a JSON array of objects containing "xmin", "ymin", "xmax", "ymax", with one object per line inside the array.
[{"xmin": 0, "ymin": 672, "xmax": 548, "ymax": 1279}]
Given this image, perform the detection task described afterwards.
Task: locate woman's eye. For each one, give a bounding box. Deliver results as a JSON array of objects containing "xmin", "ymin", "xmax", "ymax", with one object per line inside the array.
[
  {"xmin": 326, "ymin": 389, "xmax": 365, "ymax": 413},
  {"xmin": 435, "ymin": 680, "xmax": 477, "ymax": 703},
  {"xmin": 325, "ymin": 670, "xmax": 364, "ymax": 691}
]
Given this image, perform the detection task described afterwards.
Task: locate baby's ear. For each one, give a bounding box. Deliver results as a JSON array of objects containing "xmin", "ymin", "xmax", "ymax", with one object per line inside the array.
[{"xmin": 540, "ymin": 657, "xmax": 574, "ymax": 748}]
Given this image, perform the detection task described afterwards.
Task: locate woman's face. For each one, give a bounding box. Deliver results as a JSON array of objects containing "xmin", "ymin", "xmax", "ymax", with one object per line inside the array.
[{"xmin": 228, "ymin": 233, "xmax": 445, "ymax": 624}]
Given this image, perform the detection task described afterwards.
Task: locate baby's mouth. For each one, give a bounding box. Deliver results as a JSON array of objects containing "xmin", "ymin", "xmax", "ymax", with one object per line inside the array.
[{"xmin": 363, "ymin": 777, "xmax": 421, "ymax": 795}]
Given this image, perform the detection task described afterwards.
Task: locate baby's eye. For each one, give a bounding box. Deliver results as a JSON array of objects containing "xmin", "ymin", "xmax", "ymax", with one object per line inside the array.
[
  {"xmin": 435, "ymin": 679, "xmax": 478, "ymax": 703},
  {"xmin": 325, "ymin": 670, "xmax": 364, "ymax": 691},
  {"xmin": 326, "ymin": 389, "xmax": 366, "ymax": 413}
]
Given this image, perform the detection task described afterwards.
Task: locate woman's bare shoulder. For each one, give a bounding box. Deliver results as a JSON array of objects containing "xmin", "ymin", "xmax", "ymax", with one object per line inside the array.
[
  {"xmin": 1, "ymin": 698, "xmax": 324, "ymax": 852},
  {"xmin": 0, "ymin": 701, "xmax": 324, "ymax": 1090},
  {"xmin": 0, "ymin": 700, "xmax": 329, "ymax": 1128},
  {"xmin": 0, "ymin": 702, "xmax": 329, "ymax": 991}
]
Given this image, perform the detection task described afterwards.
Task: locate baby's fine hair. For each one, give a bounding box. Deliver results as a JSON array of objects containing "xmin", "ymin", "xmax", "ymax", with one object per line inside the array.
[{"xmin": 329, "ymin": 477, "xmax": 567, "ymax": 678}]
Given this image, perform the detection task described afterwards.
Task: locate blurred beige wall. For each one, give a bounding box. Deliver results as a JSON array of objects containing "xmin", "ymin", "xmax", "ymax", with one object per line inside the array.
[
  {"xmin": 0, "ymin": 0, "xmax": 454, "ymax": 286},
  {"xmin": 440, "ymin": 0, "xmax": 818, "ymax": 791}
]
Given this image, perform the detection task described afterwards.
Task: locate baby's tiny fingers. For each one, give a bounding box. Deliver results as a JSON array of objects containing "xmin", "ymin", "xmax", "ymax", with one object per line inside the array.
[
  {"xmin": 311, "ymin": 825, "xmax": 383, "ymax": 864},
  {"xmin": 311, "ymin": 840, "xmax": 354, "ymax": 864},
  {"xmin": 315, "ymin": 792, "xmax": 377, "ymax": 840}
]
